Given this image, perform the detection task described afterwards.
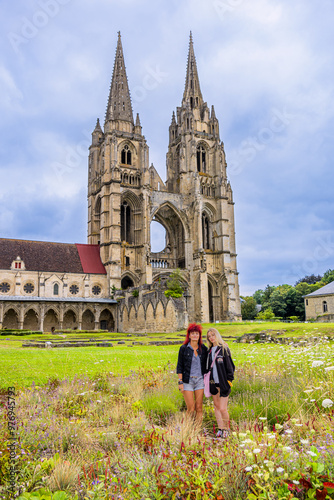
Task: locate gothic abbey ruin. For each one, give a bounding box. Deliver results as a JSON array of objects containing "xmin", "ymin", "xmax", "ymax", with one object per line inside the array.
[
  {"xmin": 87, "ymin": 33, "xmax": 241, "ymax": 328},
  {"xmin": 0, "ymin": 33, "xmax": 241, "ymax": 332}
]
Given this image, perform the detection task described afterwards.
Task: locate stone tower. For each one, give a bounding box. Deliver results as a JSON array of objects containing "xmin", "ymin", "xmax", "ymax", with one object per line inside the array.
[{"xmin": 88, "ymin": 32, "xmax": 241, "ymax": 323}]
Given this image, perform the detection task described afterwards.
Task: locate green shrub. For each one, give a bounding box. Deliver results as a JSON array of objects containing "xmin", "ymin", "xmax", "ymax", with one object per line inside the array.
[
  {"xmin": 132, "ymin": 289, "xmax": 139, "ymax": 297},
  {"xmin": 164, "ymin": 268, "xmax": 184, "ymax": 298},
  {"xmin": 0, "ymin": 329, "xmax": 42, "ymax": 336},
  {"xmin": 164, "ymin": 289, "xmax": 183, "ymax": 298}
]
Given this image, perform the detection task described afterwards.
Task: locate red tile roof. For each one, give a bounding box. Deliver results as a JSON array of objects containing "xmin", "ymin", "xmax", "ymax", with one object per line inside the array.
[
  {"xmin": 76, "ymin": 244, "xmax": 107, "ymax": 274},
  {"xmin": 0, "ymin": 239, "xmax": 106, "ymax": 275}
]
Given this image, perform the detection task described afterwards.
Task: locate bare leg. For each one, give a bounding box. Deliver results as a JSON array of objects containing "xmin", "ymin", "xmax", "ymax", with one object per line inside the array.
[
  {"xmin": 183, "ymin": 390, "xmax": 195, "ymax": 418},
  {"xmin": 194, "ymin": 389, "xmax": 204, "ymax": 424},
  {"xmin": 212, "ymin": 392, "xmax": 229, "ymax": 429}
]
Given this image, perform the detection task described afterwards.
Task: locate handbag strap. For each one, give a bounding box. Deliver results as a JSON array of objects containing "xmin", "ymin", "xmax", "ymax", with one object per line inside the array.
[{"xmin": 209, "ymin": 347, "xmax": 220, "ymax": 371}]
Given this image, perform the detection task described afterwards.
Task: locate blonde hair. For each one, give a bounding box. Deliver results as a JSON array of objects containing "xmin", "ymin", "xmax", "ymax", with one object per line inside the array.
[{"xmin": 206, "ymin": 327, "xmax": 229, "ymax": 353}]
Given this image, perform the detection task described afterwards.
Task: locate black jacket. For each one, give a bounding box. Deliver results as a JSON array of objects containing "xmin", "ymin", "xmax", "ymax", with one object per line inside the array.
[
  {"xmin": 207, "ymin": 345, "xmax": 235, "ymax": 397},
  {"xmin": 176, "ymin": 343, "xmax": 208, "ymax": 384}
]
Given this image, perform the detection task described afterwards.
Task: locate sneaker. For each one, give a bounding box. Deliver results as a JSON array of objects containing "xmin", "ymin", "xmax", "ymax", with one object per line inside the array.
[
  {"xmin": 222, "ymin": 429, "xmax": 230, "ymax": 439},
  {"xmin": 216, "ymin": 429, "xmax": 223, "ymax": 438}
]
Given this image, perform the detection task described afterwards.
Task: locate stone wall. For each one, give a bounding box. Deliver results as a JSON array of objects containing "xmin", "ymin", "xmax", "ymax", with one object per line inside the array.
[
  {"xmin": 117, "ymin": 285, "xmax": 188, "ymax": 333},
  {"xmin": 305, "ymin": 295, "xmax": 334, "ymax": 320}
]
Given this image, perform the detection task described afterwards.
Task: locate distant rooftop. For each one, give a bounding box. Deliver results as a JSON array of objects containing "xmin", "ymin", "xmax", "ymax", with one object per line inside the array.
[
  {"xmin": 304, "ymin": 281, "xmax": 334, "ymax": 297},
  {"xmin": 0, "ymin": 239, "xmax": 106, "ymax": 275}
]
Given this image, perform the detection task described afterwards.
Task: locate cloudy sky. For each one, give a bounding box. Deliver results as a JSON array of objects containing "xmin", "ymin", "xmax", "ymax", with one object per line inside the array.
[{"xmin": 1, "ymin": 0, "xmax": 334, "ymax": 296}]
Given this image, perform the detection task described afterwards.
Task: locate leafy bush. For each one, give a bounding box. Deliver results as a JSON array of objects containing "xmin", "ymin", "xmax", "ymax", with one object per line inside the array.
[
  {"xmin": 164, "ymin": 268, "xmax": 184, "ymax": 298},
  {"xmin": 0, "ymin": 329, "xmax": 42, "ymax": 336},
  {"xmin": 256, "ymin": 307, "xmax": 275, "ymax": 320},
  {"xmin": 164, "ymin": 289, "xmax": 183, "ymax": 298},
  {"xmin": 132, "ymin": 289, "xmax": 139, "ymax": 297}
]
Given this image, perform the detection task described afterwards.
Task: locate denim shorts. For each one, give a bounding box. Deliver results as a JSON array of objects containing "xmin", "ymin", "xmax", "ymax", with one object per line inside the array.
[{"xmin": 183, "ymin": 376, "xmax": 204, "ymax": 392}]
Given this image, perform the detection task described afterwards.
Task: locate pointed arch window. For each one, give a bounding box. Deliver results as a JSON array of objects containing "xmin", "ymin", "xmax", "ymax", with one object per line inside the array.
[
  {"xmin": 197, "ymin": 145, "xmax": 206, "ymax": 173},
  {"xmin": 53, "ymin": 283, "xmax": 59, "ymax": 296},
  {"xmin": 121, "ymin": 145, "xmax": 132, "ymax": 165},
  {"xmin": 121, "ymin": 201, "xmax": 132, "ymax": 243},
  {"xmin": 202, "ymin": 213, "xmax": 211, "ymax": 250},
  {"xmin": 95, "ymin": 197, "xmax": 101, "ymax": 219}
]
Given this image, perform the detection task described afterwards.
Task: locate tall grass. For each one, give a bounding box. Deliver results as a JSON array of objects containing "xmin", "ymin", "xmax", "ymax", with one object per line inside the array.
[{"xmin": 0, "ymin": 340, "xmax": 333, "ymax": 499}]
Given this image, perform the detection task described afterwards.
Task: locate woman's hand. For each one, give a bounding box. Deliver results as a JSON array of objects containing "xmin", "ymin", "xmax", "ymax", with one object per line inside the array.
[{"xmin": 178, "ymin": 383, "xmax": 184, "ymax": 392}]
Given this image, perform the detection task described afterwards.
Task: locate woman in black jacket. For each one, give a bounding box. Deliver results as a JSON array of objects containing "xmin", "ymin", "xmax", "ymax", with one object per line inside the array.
[
  {"xmin": 176, "ymin": 323, "xmax": 208, "ymax": 423},
  {"xmin": 206, "ymin": 327, "xmax": 235, "ymax": 438}
]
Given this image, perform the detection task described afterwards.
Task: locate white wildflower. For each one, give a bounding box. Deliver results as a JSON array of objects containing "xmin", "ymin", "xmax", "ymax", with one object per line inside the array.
[
  {"xmin": 306, "ymin": 451, "xmax": 317, "ymax": 457},
  {"xmin": 253, "ymin": 449, "xmax": 261, "ymax": 454},
  {"xmin": 311, "ymin": 360, "xmax": 324, "ymax": 367},
  {"xmin": 322, "ymin": 398, "xmax": 333, "ymax": 408},
  {"xmin": 276, "ymin": 467, "xmax": 284, "ymax": 474}
]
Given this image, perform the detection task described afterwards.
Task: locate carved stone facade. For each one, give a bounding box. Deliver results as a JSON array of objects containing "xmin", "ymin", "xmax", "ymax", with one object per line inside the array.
[
  {"xmin": 0, "ymin": 33, "xmax": 241, "ymax": 333},
  {"xmin": 88, "ymin": 33, "xmax": 241, "ymax": 323},
  {"xmin": 0, "ymin": 240, "xmax": 117, "ymax": 332}
]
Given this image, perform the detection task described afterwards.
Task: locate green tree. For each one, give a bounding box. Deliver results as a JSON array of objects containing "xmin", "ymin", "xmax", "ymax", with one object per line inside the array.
[
  {"xmin": 320, "ymin": 269, "xmax": 334, "ymax": 285},
  {"xmin": 269, "ymin": 289, "xmax": 286, "ymax": 318},
  {"xmin": 256, "ymin": 307, "xmax": 275, "ymax": 320},
  {"xmin": 241, "ymin": 296, "xmax": 258, "ymax": 320},
  {"xmin": 261, "ymin": 285, "xmax": 275, "ymax": 310},
  {"xmin": 164, "ymin": 269, "xmax": 184, "ymax": 298},
  {"xmin": 295, "ymin": 274, "xmax": 322, "ymax": 285},
  {"xmin": 253, "ymin": 289, "xmax": 264, "ymax": 304}
]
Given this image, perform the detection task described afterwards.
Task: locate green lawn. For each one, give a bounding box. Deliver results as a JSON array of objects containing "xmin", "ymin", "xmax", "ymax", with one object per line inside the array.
[{"xmin": 1, "ymin": 321, "xmax": 334, "ymax": 389}]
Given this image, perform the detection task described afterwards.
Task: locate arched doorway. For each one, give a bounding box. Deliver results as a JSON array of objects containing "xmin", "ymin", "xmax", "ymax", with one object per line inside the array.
[
  {"xmin": 63, "ymin": 310, "xmax": 77, "ymax": 330},
  {"xmin": 121, "ymin": 276, "xmax": 134, "ymax": 290},
  {"xmin": 44, "ymin": 309, "xmax": 59, "ymax": 332},
  {"xmin": 99, "ymin": 309, "xmax": 115, "ymax": 331},
  {"xmin": 23, "ymin": 309, "xmax": 39, "ymax": 330},
  {"xmin": 82, "ymin": 310, "xmax": 95, "ymax": 330},
  {"xmin": 3, "ymin": 309, "xmax": 19, "ymax": 329}
]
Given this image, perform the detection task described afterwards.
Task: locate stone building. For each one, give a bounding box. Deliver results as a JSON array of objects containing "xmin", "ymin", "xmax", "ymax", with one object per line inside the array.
[
  {"xmin": 304, "ymin": 281, "xmax": 334, "ymax": 321},
  {"xmin": 0, "ymin": 33, "xmax": 241, "ymax": 332},
  {"xmin": 88, "ymin": 32, "xmax": 241, "ymax": 328},
  {"xmin": 0, "ymin": 239, "xmax": 117, "ymax": 331}
]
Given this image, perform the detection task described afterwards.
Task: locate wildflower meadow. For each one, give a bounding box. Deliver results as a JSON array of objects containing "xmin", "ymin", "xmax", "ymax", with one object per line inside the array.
[{"xmin": 0, "ymin": 323, "xmax": 333, "ymax": 499}]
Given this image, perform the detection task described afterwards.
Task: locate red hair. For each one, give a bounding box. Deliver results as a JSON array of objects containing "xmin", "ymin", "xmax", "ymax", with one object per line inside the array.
[{"xmin": 183, "ymin": 323, "xmax": 203, "ymax": 347}]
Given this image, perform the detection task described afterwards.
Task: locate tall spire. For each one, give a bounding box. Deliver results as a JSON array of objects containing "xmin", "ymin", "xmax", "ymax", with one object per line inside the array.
[
  {"xmin": 183, "ymin": 32, "xmax": 203, "ymax": 109},
  {"xmin": 105, "ymin": 32, "xmax": 134, "ymax": 124}
]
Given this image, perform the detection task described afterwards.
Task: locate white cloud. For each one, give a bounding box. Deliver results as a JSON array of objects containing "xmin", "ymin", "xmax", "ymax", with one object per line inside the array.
[{"xmin": 1, "ymin": 0, "xmax": 334, "ymax": 295}]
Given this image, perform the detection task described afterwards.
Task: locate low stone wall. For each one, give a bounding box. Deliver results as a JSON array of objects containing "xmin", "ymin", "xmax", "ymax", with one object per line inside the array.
[
  {"xmin": 22, "ymin": 341, "xmax": 113, "ymax": 348},
  {"xmin": 116, "ymin": 286, "xmax": 188, "ymax": 333}
]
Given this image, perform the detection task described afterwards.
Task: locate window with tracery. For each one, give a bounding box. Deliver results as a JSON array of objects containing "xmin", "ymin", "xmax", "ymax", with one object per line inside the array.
[
  {"xmin": 0, "ymin": 282, "xmax": 10, "ymax": 293},
  {"xmin": 197, "ymin": 145, "xmax": 206, "ymax": 172},
  {"xmin": 121, "ymin": 201, "xmax": 132, "ymax": 243},
  {"xmin": 202, "ymin": 213, "xmax": 211, "ymax": 250},
  {"xmin": 92, "ymin": 285, "xmax": 102, "ymax": 296},
  {"xmin": 121, "ymin": 145, "xmax": 132, "ymax": 165},
  {"xmin": 70, "ymin": 285, "xmax": 79, "ymax": 295},
  {"xmin": 24, "ymin": 283, "xmax": 34, "ymax": 294}
]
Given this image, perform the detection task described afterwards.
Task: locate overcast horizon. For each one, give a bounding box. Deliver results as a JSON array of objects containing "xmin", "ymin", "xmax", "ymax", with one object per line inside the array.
[{"xmin": 1, "ymin": 0, "xmax": 334, "ymax": 296}]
